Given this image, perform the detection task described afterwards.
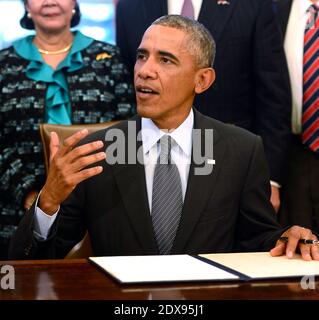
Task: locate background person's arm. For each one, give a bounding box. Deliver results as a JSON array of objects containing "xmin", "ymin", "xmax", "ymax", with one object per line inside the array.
[{"xmin": 253, "ymin": 0, "xmax": 292, "ymax": 209}]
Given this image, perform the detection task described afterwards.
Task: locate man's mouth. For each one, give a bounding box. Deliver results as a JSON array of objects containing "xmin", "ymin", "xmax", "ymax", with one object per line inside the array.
[{"xmin": 136, "ymin": 85, "xmax": 159, "ymax": 95}]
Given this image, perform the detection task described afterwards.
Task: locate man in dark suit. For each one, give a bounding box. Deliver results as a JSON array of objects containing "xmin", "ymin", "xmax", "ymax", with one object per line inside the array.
[
  {"xmin": 116, "ymin": 0, "xmax": 292, "ymax": 212},
  {"xmin": 9, "ymin": 15, "xmax": 318, "ymax": 261},
  {"xmin": 274, "ymin": 0, "xmax": 319, "ymax": 233}
]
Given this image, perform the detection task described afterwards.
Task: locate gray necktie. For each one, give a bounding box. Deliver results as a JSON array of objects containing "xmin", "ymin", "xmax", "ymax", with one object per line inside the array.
[
  {"xmin": 181, "ymin": 0, "xmax": 195, "ymax": 19},
  {"xmin": 151, "ymin": 135, "xmax": 183, "ymax": 255}
]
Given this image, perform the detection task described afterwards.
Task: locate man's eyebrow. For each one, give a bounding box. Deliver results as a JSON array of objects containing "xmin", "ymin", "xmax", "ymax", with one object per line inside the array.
[
  {"xmin": 136, "ymin": 48, "xmax": 179, "ymax": 63},
  {"xmin": 158, "ymin": 50, "xmax": 179, "ymax": 63},
  {"xmin": 136, "ymin": 48, "xmax": 148, "ymax": 55}
]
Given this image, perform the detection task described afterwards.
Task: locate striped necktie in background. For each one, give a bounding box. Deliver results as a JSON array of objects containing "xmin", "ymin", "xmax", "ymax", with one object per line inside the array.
[{"xmin": 302, "ymin": 4, "xmax": 319, "ymax": 153}]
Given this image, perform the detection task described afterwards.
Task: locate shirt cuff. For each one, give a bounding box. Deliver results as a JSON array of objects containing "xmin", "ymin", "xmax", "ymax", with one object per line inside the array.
[
  {"xmin": 33, "ymin": 192, "xmax": 59, "ymax": 240},
  {"xmin": 270, "ymin": 180, "xmax": 281, "ymax": 188}
]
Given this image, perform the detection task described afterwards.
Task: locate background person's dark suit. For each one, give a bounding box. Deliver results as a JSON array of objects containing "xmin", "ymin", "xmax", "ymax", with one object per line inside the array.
[
  {"xmin": 116, "ymin": 0, "xmax": 292, "ymax": 184},
  {"xmin": 273, "ymin": 0, "xmax": 292, "ymax": 36},
  {"xmin": 274, "ymin": 0, "xmax": 319, "ymax": 232},
  {"xmin": 9, "ymin": 110, "xmax": 284, "ymax": 260}
]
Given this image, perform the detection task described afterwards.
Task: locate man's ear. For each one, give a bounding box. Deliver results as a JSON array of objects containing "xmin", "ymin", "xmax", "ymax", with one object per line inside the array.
[{"xmin": 194, "ymin": 68, "xmax": 215, "ymax": 94}]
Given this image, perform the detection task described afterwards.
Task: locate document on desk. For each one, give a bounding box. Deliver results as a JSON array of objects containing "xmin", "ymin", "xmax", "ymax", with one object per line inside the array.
[
  {"xmin": 89, "ymin": 252, "xmax": 319, "ymax": 284},
  {"xmin": 89, "ymin": 255, "xmax": 239, "ymax": 284},
  {"xmin": 200, "ymin": 252, "xmax": 319, "ymax": 279}
]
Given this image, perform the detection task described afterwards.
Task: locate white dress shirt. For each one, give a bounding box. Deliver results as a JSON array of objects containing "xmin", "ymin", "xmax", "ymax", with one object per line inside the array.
[
  {"xmin": 167, "ymin": 0, "xmax": 203, "ymax": 20},
  {"xmin": 34, "ymin": 191, "xmax": 59, "ymax": 240},
  {"xmin": 284, "ymin": 0, "xmax": 313, "ymax": 134},
  {"xmin": 34, "ymin": 110, "xmax": 194, "ymax": 239},
  {"xmin": 142, "ymin": 109, "xmax": 193, "ymax": 210}
]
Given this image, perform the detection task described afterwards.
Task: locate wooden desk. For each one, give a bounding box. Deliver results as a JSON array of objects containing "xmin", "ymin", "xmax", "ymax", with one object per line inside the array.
[{"xmin": 0, "ymin": 259, "xmax": 318, "ymax": 300}]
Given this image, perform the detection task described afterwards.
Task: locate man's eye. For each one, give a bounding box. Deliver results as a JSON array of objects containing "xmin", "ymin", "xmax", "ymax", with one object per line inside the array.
[
  {"xmin": 136, "ymin": 54, "xmax": 146, "ymax": 60},
  {"xmin": 161, "ymin": 57, "xmax": 171, "ymax": 64}
]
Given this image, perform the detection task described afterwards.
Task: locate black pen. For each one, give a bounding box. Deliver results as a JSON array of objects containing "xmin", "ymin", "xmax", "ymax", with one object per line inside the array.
[{"xmin": 279, "ymin": 236, "xmax": 319, "ymax": 245}]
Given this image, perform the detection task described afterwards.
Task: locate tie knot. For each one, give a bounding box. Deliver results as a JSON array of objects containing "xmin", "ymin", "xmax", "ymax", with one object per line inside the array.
[
  {"xmin": 306, "ymin": 4, "xmax": 319, "ymax": 29},
  {"xmin": 308, "ymin": 3, "xmax": 319, "ymax": 15},
  {"xmin": 158, "ymin": 135, "xmax": 172, "ymax": 164}
]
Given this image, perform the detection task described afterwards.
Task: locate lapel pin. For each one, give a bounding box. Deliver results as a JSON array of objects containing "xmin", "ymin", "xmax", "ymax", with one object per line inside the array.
[
  {"xmin": 217, "ymin": 0, "xmax": 230, "ymax": 5},
  {"xmin": 207, "ymin": 159, "xmax": 216, "ymax": 165},
  {"xmin": 96, "ymin": 52, "xmax": 112, "ymax": 61}
]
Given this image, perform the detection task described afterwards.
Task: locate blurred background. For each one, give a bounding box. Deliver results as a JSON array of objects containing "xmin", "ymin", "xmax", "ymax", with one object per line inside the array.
[{"xmin": 0, "ymin": 0, "xmax": 116, "ymax": 50}]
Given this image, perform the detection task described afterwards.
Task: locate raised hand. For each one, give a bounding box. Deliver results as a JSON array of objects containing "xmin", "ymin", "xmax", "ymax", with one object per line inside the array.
[{"xmin": 39, "ymin": 129, "xmax": 106, "ymax": 215}]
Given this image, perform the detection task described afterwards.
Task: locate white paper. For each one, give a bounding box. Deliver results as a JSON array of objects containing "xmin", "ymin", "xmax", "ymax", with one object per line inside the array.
[
  {"xmin": 89, "ymin": 254, "xmax": 239, "ymax": 283},
  {"xmin": 200, "ymin": 252, "xmax": 319, "ymax": 279}
]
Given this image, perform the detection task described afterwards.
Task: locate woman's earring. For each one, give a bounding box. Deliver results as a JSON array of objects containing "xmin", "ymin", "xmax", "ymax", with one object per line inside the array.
[
  {"xmin": 27, "ymin": 12, "xmax": 32, "ymax": 19},
  {"xmin": 72, "ymin": 9, "xmax": 76, "ymax": 15}
]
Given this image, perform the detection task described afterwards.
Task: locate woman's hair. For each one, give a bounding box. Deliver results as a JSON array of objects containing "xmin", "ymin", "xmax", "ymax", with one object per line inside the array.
[{"xmin": 20, "ymin": 1, "xmax": 81, "ymax": 30}]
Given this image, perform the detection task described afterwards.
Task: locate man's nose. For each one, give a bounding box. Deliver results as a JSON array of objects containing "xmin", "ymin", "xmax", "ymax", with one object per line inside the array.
[{"xmin": 136, "ymin": 58, "xmax": 158, "ymax": 79}]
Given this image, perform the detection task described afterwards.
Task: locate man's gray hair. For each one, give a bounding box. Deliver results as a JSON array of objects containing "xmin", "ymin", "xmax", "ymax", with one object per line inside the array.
[{"xmin": 152, "ymin": 15, "xmax": 216, "ymax": 68}]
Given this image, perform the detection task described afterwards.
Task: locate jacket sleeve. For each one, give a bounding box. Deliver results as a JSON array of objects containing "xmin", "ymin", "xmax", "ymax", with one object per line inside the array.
[
  {"xmin": 8, "ymin": 182, "xmax": 87, "ymax": 260},
  {"xmin": 253, "ymin": 0, "xmax": 292, "ymax": 184},
  {"xmin": 234, "ymin": 136, "xmax": 286, "ymax": 251}
]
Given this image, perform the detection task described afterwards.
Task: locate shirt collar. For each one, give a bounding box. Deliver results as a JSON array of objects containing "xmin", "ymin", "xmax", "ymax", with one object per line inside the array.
[
  {"xmin": 141, "ymin": 109, "xmax": 194, "ymax": 156},
  {"xmin": 13, "ymin": 35, "xmax": 42, "ymax": 62},
  {"xmin": 13, "ymin": 31, "xmax": 93, "ymax": 65}
]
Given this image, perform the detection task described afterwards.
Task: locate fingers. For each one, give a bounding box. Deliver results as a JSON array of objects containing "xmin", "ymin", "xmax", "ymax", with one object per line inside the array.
[
  {"xmin": 270, "ymin": 185, "xmax": 280, "ymax": 213},
  {"xmin": 297, "ymin": 228, "xmax": 313, "ymax": 261},
  {"xmin": 70, "ymin": 151, "xmax": 106, "ymax": 172},
  {"xmin": 270, "ymin": 226, "xmax": 319, "ymax": 261},
  {"xmin": 284, "ymin": 226, "xmax": 305, "ymax": 259},
  {"xmin": 310, "ymin": 233, "xmax": 319, "ymax": 261},
  {"xmin": 271, "ymin": 200, "xmax": 280, "ymax": 213},
  {"xmin": 67, "ymin": 140, "xmax": 105, "ymax": 163},
  {"xmin": 59, "ymin": 129, "xmax": 90, "ymax": 157},
  {"xmin": 50, "ymin": 140, "xmax": 105, "ymax": 187},
  {"xmin": 42, "ymin": 129, "xmax": 106, "ymax": 215},
  {"xmin": 270, "ymin": 241, "xmax": 286, "ymax": 257},
  {"xmin": 50, "ymin": 131, "xmax": 105, "ymax": 172},
  {"xmin": 49, "ymin": 132, "xmax": 60, "ymax": 162},
  {"xmin": 50, "ymin": 129, "xmax": 91, "ymax": 161},
  {"xmin": 65, "ymin": 166, "xmax": 104, "ymax": 186}
]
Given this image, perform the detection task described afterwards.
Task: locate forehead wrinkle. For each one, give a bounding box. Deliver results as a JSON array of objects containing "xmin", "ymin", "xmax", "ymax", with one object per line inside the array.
[
  {"xmin": 142, "ymin": 25, "xmax": 188, "ymax": 50},
  {"xmin": 140, "ymin": 25, "xmax": 198, "ymax": 67}
]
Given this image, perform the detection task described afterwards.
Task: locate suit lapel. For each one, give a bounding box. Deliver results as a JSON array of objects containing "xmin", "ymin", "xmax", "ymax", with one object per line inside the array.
[
  {"xmin": 198, "ymin": 0, "xmax": 238, "ymax": 43},
  {"xmin": 171, "ymin": 110, "xmax": 226, "ymax": 254},
  {"xmin": 274, "ymin": 0, "xmax": 292, "ymax": 37},
  {"xmin": 112, "ymin": 112, "xmax": 226, "ymax": 255},
  {"xmin": 112, "ymin": 118, "xmax": 158, "ymax": 254}
]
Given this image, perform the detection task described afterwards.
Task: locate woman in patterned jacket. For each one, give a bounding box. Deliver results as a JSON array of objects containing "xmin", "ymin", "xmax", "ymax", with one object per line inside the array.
[{"xmin": 0, "ymin": 0, "xmax": 136, "ymax": 259}]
